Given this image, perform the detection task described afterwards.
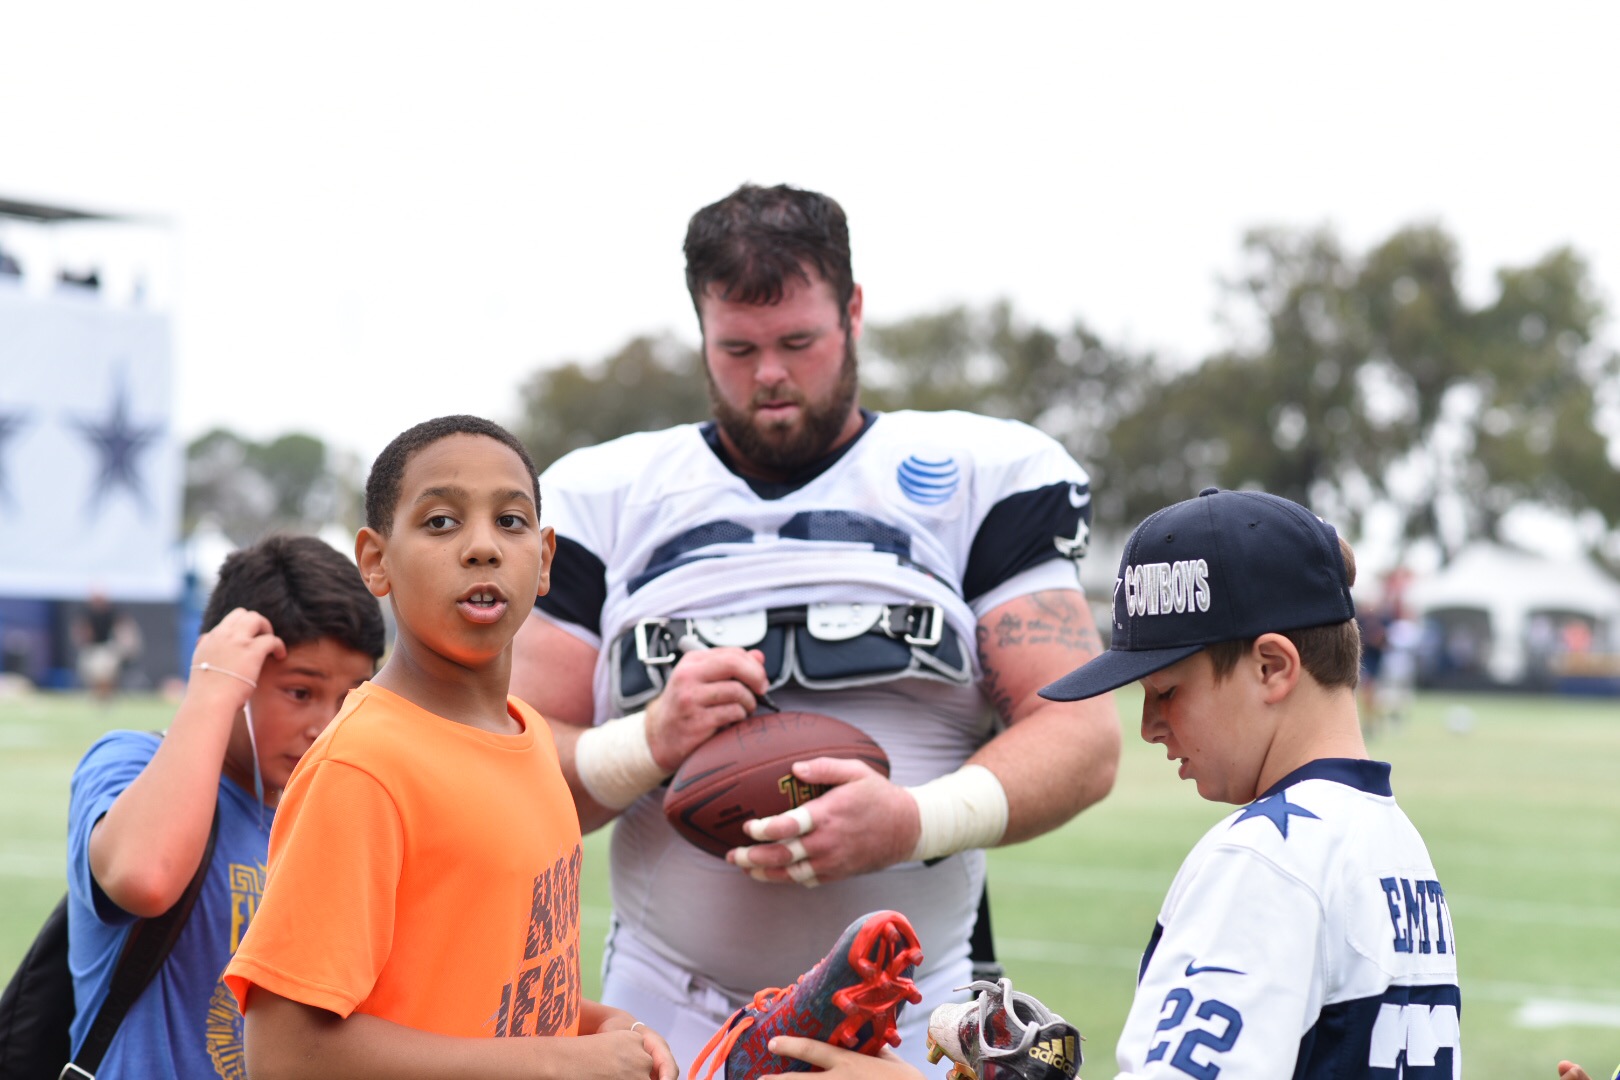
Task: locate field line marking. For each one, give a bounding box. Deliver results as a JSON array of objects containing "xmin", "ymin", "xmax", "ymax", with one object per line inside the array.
[
  {"xmin": 995, "ymin": 937, "xmax": 1620, "ymax": 1017},
  {"xmin": 1512, "ymin": 999, "xmax": 1620, "ymax": 1029},
  {"xmin": 990, "ymin": 862, "xmax": 1620, "ymax": 929},
  {"xmin": 0, "ymin": 852, "xmax": 64, "ymax": 878}
]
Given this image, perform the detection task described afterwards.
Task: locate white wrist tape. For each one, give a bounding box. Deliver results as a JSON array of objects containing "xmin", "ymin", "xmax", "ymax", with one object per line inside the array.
[
  {"xmin": 573, "ymin": 712, "xmax": 670, "ymax": 810},
  {"xmin": 905, "ymin": 764, "xmax": 1010, "ymax": 862}
]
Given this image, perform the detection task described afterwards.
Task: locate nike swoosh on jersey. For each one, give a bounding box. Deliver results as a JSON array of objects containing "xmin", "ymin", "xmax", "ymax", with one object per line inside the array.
[{"xmin": 1185, "ymin": 961, "xmax": 1245, "ymax": 977}]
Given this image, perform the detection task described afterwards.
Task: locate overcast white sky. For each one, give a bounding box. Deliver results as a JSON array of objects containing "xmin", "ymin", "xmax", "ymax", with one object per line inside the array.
[{"xmin": 4, "ymin": 1, "xmax": 1618, "ymax": 468}]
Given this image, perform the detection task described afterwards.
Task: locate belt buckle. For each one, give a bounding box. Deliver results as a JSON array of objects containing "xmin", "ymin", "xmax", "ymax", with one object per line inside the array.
[
  {"xmin": 693, "ymin": 610, "xmax": 770, "ymax": 648},
  {"xmin": 884, "ymin": 602, "xmax": 943, "ymax": 647},
  {"xmin": 807, "ymin": 602, "xmax": 882, "ymax": 642},
  {"xmin": 633, "ymin": 618, "xmax": 677, "ymax": 666},
  {"xmin": 60, "ymin": 1066, "xmax": 95, "ymax": 1080}
]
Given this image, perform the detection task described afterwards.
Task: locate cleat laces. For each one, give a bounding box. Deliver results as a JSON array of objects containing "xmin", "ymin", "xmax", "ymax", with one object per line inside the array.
[{"xmin": 691, "ymin": 911, "xmax": 923, "ymax": 1080}]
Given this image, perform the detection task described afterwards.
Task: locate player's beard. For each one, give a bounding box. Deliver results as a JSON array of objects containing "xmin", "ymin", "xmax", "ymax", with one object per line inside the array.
[{"xmin": 707, "ymin": 335, "xmax": 859, "ymax": 476}]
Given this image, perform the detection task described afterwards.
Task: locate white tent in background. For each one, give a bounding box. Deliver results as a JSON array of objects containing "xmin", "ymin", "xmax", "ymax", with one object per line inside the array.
[
  {"xmin": 1405, "ymin": 542, "xmax": 1620, "ymax": 686},
  {"xmin": 183, "ymin": 516, "xmax": 237, "ymax": 593}
]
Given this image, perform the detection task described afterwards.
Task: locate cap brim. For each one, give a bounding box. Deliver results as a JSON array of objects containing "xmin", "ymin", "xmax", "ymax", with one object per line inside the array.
[{"xmin": 1038, "ymin": 643, "xmax": 1206, "ymax": 701}]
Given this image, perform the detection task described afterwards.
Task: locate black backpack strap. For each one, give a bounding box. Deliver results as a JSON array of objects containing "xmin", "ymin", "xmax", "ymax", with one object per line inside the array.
[
  {"xmin": 0, "ymin": 893, "xmax": 75, "ymax": 1076},
  {"xmin": 67, "ymin": 803, "xmax": 221, "ymax": 1078}
]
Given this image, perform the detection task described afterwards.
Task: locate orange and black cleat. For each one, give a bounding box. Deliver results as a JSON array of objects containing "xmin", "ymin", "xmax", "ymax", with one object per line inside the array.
[
  {"xmin": 927, "ymin": 978, "xmax": 1082, "ymax": 1080},
  {"xmin": 690, "ymin": 909, "xmax": 924, "ymax": 1080}
]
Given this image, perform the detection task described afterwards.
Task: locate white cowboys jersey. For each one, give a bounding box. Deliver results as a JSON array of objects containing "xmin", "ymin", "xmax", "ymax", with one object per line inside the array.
[
  {"xmin": 535, "ymin": 409, "xmax": 1092, "ymax": 1000},
  {"xmin": 1118, "ymin": 759, "xmax": 1461, "ymax": 1079}
]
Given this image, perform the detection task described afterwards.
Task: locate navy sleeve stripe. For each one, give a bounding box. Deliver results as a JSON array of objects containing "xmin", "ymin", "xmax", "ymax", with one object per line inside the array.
[
  {"xmin": 963, "ymin": 481, "xmax": 1090, "ymax": 602},
  {"xmin": 536, "ymin": 534, "xmax": 608, "ymax": 635}
]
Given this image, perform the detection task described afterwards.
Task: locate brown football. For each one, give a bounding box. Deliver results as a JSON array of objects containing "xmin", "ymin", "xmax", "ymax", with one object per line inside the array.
[{"xmin": 662, "ymin": 711, "xmax": 891, "ymax": 859}]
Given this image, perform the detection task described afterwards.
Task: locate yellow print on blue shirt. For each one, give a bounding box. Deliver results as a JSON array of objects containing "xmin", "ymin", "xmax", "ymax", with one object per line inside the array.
[{"xmin": 206, "ymin": 860, "xmax": 267, "ymax": 1080}]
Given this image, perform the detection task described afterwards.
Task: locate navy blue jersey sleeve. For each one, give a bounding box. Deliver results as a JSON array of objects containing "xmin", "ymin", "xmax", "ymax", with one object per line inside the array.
[
  {"xmin": 536, "ymin": 534, "xmax": 609, "ymax": 635},
  {"xmin": 963, "ymin": 480, "xmax": 1092, "ymax": 603}
]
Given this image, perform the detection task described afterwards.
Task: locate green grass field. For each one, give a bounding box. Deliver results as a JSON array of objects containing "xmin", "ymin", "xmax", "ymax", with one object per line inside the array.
[{"xmin": 3, "ymin": 688, "xmax": 1617, "ymax": 1077}]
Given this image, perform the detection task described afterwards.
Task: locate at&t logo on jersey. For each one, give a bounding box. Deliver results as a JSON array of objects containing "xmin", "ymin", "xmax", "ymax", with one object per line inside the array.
[
  {"xmin": 895, "ymin": 454, "xmax": 959, "ymax": 505},
  {"xmin": 1122, "ymin": 559, "xmax": 1211, "ymax": 617}
]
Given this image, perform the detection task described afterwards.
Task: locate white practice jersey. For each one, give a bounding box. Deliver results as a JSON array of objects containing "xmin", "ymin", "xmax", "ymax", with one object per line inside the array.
[
  {"xmin": 1117, "ymin": 759, "xmax": 1461, "ymax": 1080},
  {"xmin": 536, "ymin": 409, "xmax": 1093, "ymax": 998}
]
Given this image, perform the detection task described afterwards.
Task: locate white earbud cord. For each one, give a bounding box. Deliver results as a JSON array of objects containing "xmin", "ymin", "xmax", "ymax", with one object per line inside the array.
[{"xmin": 243, "ymin": 700, "xmax": 268, "ymax": 830}]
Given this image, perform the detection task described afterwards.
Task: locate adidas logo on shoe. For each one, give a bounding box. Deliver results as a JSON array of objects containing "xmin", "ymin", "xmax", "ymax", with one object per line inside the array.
[{"xmin": 927, "ymin": 977, "xmax": 1082, "ymax": 1080}]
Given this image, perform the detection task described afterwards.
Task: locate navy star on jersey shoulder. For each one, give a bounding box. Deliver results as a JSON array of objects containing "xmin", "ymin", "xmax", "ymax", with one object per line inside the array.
[{"xmin": 1230, "ymin": 790, "xmax": 1320, "ymax": 838}]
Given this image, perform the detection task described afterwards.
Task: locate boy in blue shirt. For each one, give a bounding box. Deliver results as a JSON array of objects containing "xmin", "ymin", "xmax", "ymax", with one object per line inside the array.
[{"xmin": 67, "ymin": 534, "xmax": 384, "ymax": 1078}]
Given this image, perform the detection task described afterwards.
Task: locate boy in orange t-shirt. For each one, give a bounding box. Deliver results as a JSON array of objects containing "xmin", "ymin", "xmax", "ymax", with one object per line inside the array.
[{"xmin": 224, "ymin": 415, "xmax": 677, "ymax": 1079}]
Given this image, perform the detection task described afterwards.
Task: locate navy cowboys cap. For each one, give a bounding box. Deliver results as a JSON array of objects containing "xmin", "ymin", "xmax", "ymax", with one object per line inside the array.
[{"xmin": 1039, "ymin": 487, "xmax": 1355, "ymax": 701}]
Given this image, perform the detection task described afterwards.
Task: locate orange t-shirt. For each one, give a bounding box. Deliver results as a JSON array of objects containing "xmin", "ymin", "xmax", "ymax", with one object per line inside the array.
[{"xmin": 223, "ymin": 682, "xmax": 583, "ymax": 1039}]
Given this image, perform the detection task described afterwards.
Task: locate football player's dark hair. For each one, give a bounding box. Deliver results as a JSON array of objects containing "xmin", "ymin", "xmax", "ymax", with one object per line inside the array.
[
  {"xmin": 202, "ymin": 534, "xmax": 386, "ymax": 660},
  {"xmin": 1206, "ymin": 535, "xmax": 1362, "ymax": 690},
  {"xmin": 364, "ymin": 415, "xmax": 540, "ymax": 536},
  {"xmin": 683, "ymin": 183, "xmax": 855, "ymax": 330}
]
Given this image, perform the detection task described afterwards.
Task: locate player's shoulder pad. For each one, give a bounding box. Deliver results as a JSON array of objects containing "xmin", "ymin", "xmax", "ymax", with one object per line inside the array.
[
  {"xmin": 539, "ymin": 424, "xmax": 703, "ymax": 493},
  {"xmin": 879, "ymin": 409, "xmax": 1080, "ymax": 471}
]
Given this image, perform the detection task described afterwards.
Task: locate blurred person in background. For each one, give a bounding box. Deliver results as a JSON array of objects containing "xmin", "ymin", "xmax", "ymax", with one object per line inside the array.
[{"xmin": 74, "ymin": 591, "xmax": 141, "ymax": 702}]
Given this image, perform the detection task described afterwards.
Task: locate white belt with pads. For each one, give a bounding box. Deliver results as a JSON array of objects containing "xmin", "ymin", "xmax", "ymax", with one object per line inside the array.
[{"xmin": 608, "ymin": 602, "xmax": 971, "ymax": 713}]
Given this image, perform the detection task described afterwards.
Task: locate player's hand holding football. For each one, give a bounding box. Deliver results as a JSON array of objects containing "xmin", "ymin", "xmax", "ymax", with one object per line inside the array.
[
  {"xmin": 188, "ymin": 607, "xmax": 286, "ymax": 713},
  {"xmin": 728, "ymin": 756, "xmax": 919, "ymax": 886},
  {"xmin": 644, "ymin": 646, "xmax": 771, "ymax": 771}
]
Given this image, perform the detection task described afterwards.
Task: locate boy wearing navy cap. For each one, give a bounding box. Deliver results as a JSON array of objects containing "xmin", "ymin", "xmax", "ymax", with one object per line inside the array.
[{"xmin": 1041, "ymin": 488, "xmax": 1462, "ymax": 1079}]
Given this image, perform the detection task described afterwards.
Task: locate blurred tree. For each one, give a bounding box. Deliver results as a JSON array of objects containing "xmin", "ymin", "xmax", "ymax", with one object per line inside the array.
[
  {"xmin": 184, "ymin": 428, "xmax": 358, "ymax": 544},
  {"xmin": 508, "ymin": 234, "xmax": 1618, "ymax": 568},
  {"xmin": 256, "ymin": 433, "xmax": 328, "ymax": 522},
  {"xmin": 514, "ymin": 334, "xmax": 710, "ymax": 468},
  {"xmin": 1109, "ymin": 223, "xmax": 1620, "ymax": 565},
  {"xmin": 510, "ymin": 304, "xmax": 1161, "ymax": 523},
  {"xmin": 1464, "ymin": 248, "xmax": 1620, "ymax": 557},
  {"xmin": 862, "ymin": 301, "xmax": 1163, "ymax": 525},
  {"xmin": 1107, "ymin": 226, "xmax": 1391, "ymax": 534}
]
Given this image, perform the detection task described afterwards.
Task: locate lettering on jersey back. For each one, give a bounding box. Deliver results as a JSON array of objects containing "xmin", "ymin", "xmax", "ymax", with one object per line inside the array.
[
  {"xmin": 1379, "ymin": 876, "xmax": 1454, "ymax": 955},
  {"xmin": 1367, "ymin": 986, "xmax": 1461, "ymax": 1078}
]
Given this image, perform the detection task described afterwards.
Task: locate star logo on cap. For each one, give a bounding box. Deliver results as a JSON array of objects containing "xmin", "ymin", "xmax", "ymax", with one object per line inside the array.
[{"xmin": 1231, "ymin": 791, "xmax": 1320, "ymax": 839}]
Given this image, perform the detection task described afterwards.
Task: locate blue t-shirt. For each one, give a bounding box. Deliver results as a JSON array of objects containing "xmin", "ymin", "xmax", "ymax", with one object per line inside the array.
[{"xmin": 66, "ymin": 730, "xmax": 274, "ymax": 1080}]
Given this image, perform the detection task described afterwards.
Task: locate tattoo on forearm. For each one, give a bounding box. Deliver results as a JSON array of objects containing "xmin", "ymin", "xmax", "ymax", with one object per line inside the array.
[
  {"xmin": 1032, "ymin": 591, "xmax": 1081, "ymax": 622},
  {"xmin": 979, "ymin": 591, "xmax": 1104, "ymax": 721},
  {"xmin": 988, "ymin": 592, "xmax": 1102, "ymax": 655},
  {"xmin": 992, "ymin": 611, "xmax": 1023, "ymax": 648},
  {"xmin": 976, "ymin": 624, "xmax": 1016, "ymax": 719}
]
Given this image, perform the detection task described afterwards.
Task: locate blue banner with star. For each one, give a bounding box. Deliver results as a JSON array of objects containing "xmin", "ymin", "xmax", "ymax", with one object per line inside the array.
[{"xmin": 0, "ymin": 287, "xmax": 181, "ymax": 599}]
